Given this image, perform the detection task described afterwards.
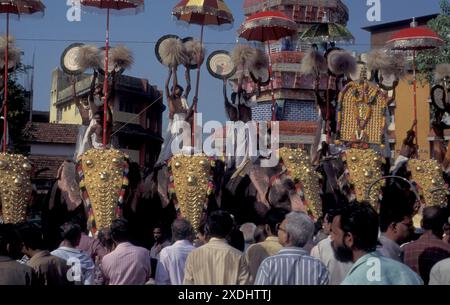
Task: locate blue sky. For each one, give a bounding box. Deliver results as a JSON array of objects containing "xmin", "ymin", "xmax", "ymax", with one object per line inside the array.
[{"xmin": 1, "ymin": 0, "xmax": 442, "ymax": 124}]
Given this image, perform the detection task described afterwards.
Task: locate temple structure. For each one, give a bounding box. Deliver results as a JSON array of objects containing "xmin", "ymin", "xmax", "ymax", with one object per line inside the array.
[{"xmin": 240, "ymin": 0, "xmax": 350, "ymax": 151}]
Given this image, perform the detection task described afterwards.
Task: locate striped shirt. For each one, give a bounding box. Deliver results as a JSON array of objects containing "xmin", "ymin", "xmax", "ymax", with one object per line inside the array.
[
  {"xmin": 101, "ymin": 242, "xmax": 151, "ymax": 285},
  {"xmin": 183, "ymin": 238, "xmax": 252, "ymax": 285},
  {"xmin": 155, "ymin": 240, "xmax": 195, "ymax": 285},
  {"xmin": 255, "ymin": 247, "xmax": 329, "ymax": 285}
]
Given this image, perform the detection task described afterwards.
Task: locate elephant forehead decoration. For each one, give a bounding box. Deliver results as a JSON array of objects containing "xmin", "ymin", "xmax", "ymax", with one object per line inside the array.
[
  {"xmin": 0, "ymin": 154, "xmax": 33, "ymax": 224},
  {"xmin": 408, "ymin": 159, "xmax": 448, "ymax": 207},
  {"xmin": 278, "ymin": 147, "xmax": 322, "ymax": 220},
  {"xmin": 169, "ymin": 154, "xmax": 213, "ymax": 231},
  {"xmin": 78, "ymin": 149, "xmax": 129, "ymax": 233},
  {"xmin": 344, "ymin": 148, "xmax": 383, "ymax": 210},
  {"xmin": 338, "ymin": 80, "xmax": 388, "ymax": 145}
]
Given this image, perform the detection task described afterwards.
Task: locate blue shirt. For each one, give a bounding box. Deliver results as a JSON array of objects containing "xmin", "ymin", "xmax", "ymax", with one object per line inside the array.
[
  {"xmin": 255, "ymin": 247, "xmax": 329, "ymax": 285},
  {"xmin": 341, "ymin": 252, "xmax": 423, "ymax": 285}
]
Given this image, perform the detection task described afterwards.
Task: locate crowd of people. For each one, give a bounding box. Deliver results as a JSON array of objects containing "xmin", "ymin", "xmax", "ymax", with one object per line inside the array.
[{"xmin": 1, "ymin": 195, "xmax": 449, "ymax": 285}]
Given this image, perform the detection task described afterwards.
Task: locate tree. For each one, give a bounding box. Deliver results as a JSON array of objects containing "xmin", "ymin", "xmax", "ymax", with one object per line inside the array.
[
  {"xmin": 2, "ymin": 67, "xmax": 30, "ymax": 154},
  {"xmin": 416, "ymin": 0, "xmax": 450, "ymax": 83}
]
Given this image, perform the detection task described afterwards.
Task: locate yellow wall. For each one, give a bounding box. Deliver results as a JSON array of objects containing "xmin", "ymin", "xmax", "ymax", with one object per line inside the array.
[
  {"xmin": 394, "ymin": 74, "xmax": 430, "ymax": 160},
  {"xmin": 50, "ymin": 102, "xmax": 82, "ymax": 125}
]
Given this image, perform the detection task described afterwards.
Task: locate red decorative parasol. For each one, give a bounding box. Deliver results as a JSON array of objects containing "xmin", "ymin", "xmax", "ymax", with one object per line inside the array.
[
  {"xmin": 238, "ymin": 11, "xmax": 298, "ymax": 121},
  {"xmin": 0, "ymin": 0, "xmax": 46, "ymax": 153},
  {"xmin": 80, "ymin": 0, "xmax": 144, "ymax": 147},
  {"xmin": 172, "ymin": 0, "xmax": 234, "ymax": 146},
  {"xmin": 386, "ymin": 19, "xmax": 444, "ymax": 143}
]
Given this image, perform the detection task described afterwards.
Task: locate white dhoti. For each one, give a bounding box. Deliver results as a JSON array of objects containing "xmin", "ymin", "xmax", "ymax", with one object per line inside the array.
[{"xmin": 157, "ymin": 113, "xmax": 188, "ymax": 165}]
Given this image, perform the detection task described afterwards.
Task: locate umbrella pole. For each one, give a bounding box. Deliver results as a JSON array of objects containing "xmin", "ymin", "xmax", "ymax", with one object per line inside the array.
[
  {"xmin": 412, "ymin": 50, "xmax": 418, "ymax": 146},
  {"xmin": 192, "ymin": 24, "xmax": 204, "ymax": 150},
  {"xmin": 267, "ymin": 42, "xmax": 276, "ymax": 121},
  {"xmin": 3, "ymin": 13, "xmax": 9, "ymax": 153},
  {"xmin": 103, "ymin": 8, "xmax": 110, "ymax": 148}
]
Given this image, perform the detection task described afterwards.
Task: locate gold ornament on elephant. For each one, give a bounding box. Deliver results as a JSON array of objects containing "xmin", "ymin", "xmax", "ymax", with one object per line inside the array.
[
  {"xmin": 170, "ymin": 154, "xmax": 211, "ymax": 231},
  {"xmin": 0, "ymin": 154, "xmax": 32, "ymax": 224},
  {"xmin": 78, "ymin": 149, "xmax": 129, "ymax": 232},
  {"xmin": 278, "ymin": 147, "xmax": 322, "ymax": 220},
  {"xmin": 338, "ymin": 80, "xmax": 388, "ymax": 145},
  {"xmin": 409, "ymin": 159, "xmax": 448, "ymax": 207},
  {"xmin": 344, "ymin": 149, "xmax": 383, "ymax": 209}
]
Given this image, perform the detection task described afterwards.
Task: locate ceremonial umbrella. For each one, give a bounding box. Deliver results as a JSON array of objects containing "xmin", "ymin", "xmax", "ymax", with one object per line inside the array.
[
  {"xmin": 80, "ymin": 0, "xmax": 144, "ymax": 147},
  {"xmin": 238, "ymin": 11, "xmax": 297, "ymax": 121},
  {"xmin": 299, "ymin": 12, "xmax": 354, "ymax": 45},
  {"xmin": 172, "ymin": 0, "xmax": 234, "ymax": 145},
  {"xmin": 386, "ymin": 18, "xmax": 444, "ymax": 143},
  {"xmin": 0, "ymin": 0, "xmax": 45, "ymax": 153}
]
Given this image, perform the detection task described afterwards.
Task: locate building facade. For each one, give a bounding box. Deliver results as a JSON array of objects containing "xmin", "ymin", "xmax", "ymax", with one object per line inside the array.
[
  {"xmin": 241, "ymin": 0, "xmax": 350, "ymax": 151},
  {"xmin": 49, "ymin": 68, "xmax": 165, "ymax": 167}
]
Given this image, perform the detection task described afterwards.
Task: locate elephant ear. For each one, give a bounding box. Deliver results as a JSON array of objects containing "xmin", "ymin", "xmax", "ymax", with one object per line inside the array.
[
  {"xmin": 157, "ymin": 165, "xmax": 171, "ymax": 208},
  {"xmin": 248, "ymin": 161, "xmax": 283, "ymax": 210}
]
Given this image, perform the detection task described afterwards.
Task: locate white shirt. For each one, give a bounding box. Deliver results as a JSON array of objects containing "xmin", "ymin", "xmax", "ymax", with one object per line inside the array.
[
  {"xmin": 51, "ymin": 246, "xmax": 95, "ymax": 285},
  {"xmin": 155, "ymin": 240, "xmax": 195, "ymax": 285},
  {"xmin": 429, "ymin": 257, "xmax": 450, "ymax": 285},
  {"xmin": 310, "ymin": 236, "xmax": 353, "ymax": 285}
]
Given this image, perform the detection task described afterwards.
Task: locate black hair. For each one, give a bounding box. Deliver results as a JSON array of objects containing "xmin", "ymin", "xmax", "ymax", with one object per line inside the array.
[
  {"xmin": 110, "ymin": 218, "xmax": 130, "ymax": 243},
  {"xmin": 17, "ymin": 222, "xmax": 45, "ymax": 251},
  {"xmin": 379, "ymin": 186, "xmax": 415, "ymax": 232},
  {"xmin": 171, "ymin": 85, "xmax": 184, "ymax": 94},
  {"xmin": 61, "ymin": 222, "xmax": 82, "ymax": 247},
  {"xmin": 336, "ymin": 202, "xmax": 379, "ymax": 253},
  {"xmin": 71, "ymin": 214, "xmax": 88, "ymax": 234},
  {"xmin": 264, "ymin": 208, "xmax": 289, "ymax": 235},
  {"xmin": 94, "ymin": 110, "xmax": 104, "ymax": 118},
  {"xmin": 422, "ymin": 206, "xmax": 447, "ymax": 237},
  {"xmin": 206, "ymin": 210, "xmax": 234, "ymax": 239},
  {"xmin": 0, "ymin": 224, "xmax": 23, "ymax": 259}
]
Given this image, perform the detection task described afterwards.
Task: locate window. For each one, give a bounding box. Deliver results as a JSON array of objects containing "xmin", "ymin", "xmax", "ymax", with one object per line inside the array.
[{"xmin": 56, "ymin": 108, "xmax": 62, "ymax": 121}]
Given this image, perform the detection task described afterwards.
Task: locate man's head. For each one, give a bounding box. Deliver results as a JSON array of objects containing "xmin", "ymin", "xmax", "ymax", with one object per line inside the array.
[
  {"xmin": 171, "ymin": 85, "xmax": 184, "ymax": 98},
  {"xmin": 277, "ymin": 212, "xmax": 314, "ymax": 248},
  {"xmin": 264, "ymin": 208, "xmax": 289, "ymax": 237},
  {"xmin": 380, "ymin": 202, "xmax": 414, "ymax": 244},
  {"xmin": 61, "ymin": 222, "xmax": 82, "ymax": 248},
  {"xmin": 239, "ymin": 223, "xmax": 257, "ymax": 244},
  {"xmin": 110, "ymin": 219, "xmax": 130, "ymax": 244},
  {"xmin": 17, "ymin": 223, "xmax": 46, "ymax": 257},
  {"xmin": 0, "ymin": 224, "xmax": 23, "ymax": 259},
  {"xmin": 206, "ymin": 210, "xmax": 234, "ymax": 239},
  {"xmin": 94, "ymin": 111, "xmax": 103, "ymax": 125},
  {"xmin": 171, "ymin": 219, "xmax": 194, "ymax": 242},
  {"xmin": 422, "ymin": 206, "xmax": 447, "ymax": 238},
  {"xmin": 153, "ymin": 224, "xmax": 166, "ymax": 243},
  {"xmin": 331, "ymin": 202, "xmax": 379, "ymax": 263}
]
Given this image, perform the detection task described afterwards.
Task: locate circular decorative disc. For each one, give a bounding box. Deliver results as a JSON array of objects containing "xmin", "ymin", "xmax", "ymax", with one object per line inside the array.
[
  {"xmin": 61, "ymin": 43, "xmax": 85, "ymax": 75},
  {"xmin": 155, "ymin": 34, "xmax": 180, "ymax": 66},
  {"xmin": 207, "ymin": 50, "xmax": 236, "ymax": 80},
  {"xmin": 431, "ymin": 85, "xmax": 446, "ymax": 111}
]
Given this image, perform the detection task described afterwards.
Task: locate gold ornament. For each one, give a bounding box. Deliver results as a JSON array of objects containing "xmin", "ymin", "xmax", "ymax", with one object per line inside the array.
[
  {"xmin": 278, "ymin": 147, "xmax": 322, "ymax": 220},
  {"xmin": 171, "ymin": 154, "xmax": 211, "ymax": 231},
  {"xmin": 0, "ymin": 154, "xmax": 32, "ymax": 224},
  {"xmin": 345, "ymin": 149, "xmax": 383, "ymax": 209},
  {"xmin": 338, "ymin": 80, "xmax": 389, "ymax": 145},
  {"xmin": 409, "ymin": 159, "xmax": 448, "ymax": 207},
  {"xmin": 79, "ymin": 149, "xmax": 126, "ymax": 231}
]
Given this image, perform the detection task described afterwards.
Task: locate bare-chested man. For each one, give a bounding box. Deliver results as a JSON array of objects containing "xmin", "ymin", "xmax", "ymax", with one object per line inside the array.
[{"xmin": 156, "ymin": 67, "xmax": 196, "ymax": 164}]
